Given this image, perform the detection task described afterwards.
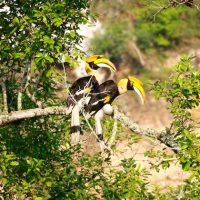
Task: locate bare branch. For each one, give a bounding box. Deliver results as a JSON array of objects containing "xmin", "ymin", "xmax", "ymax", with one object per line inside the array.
[
  {"xmin": 152, "ymin": 0, "xmax": 199, "ymax": 20},
  {"xmin": 0, "ymin": 106, "xmax": 71, "ymax": 126},
  {"xmin": 17, "ymin": 92, "xmax": 23, "ymax": 111},
  {"xmin": 25, "ymin": 68, "xmax": 48, "ymax": 108},
  {"xmin": 31, "ymin": 69, "xmax": 47, "ymax": 95},
  {"xmin": 1, "ymin": 82, "xmax": 8, "ymax": 113},
  {"xmin": 114, "ymin": 108, "xmax": 179, "ymax": 153}
]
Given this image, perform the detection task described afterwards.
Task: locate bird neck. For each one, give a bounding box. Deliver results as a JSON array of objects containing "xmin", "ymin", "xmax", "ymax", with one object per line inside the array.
[{"xmin": 85, "ymin": 64, "xmax": 103, "ymax": 83}]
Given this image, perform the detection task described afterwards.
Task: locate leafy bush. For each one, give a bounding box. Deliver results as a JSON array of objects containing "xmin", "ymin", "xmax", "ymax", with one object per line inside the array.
[
  {"xmin": 153, "ymin": 56, "xmax": 200, "ymax": 199},
  {"xmin": 0, "ymin": 118, "xmax": 155, "ymax": 199}
]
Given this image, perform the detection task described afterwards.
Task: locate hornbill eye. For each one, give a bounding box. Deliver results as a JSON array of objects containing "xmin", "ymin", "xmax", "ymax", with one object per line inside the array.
[{"xmin": 90, "ymin": 62, "xmax": 99, "ymax": 70}]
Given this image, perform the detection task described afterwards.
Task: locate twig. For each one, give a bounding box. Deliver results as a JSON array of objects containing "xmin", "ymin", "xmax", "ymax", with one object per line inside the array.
[{"xmin": 152, "ymin": 0, "xmax": 199, "ymax": 21}]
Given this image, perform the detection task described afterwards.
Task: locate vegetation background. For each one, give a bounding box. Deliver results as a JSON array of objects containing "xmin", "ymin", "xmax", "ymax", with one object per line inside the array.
[{"xmin": 0, "ymin": 0, "xmax": 200, "ymax": 199}]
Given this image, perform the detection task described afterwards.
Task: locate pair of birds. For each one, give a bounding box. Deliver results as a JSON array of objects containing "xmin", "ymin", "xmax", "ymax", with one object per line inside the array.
[{"xmin": 67, "ymin": 55, "xmax": 145, "ymax": 150}]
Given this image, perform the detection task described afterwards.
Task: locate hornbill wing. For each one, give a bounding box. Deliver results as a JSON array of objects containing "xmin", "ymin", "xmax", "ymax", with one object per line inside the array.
[
  {"xmin": 85, "ymin": 80, "xmax": 119, "ymax": 116},
  {"xmin": 68, "ymin": 76, "xmax": 99, "ymax": 146},
  {"xmin": 67, "ymin": 75, "xmax": 99, "ymax": 107}
]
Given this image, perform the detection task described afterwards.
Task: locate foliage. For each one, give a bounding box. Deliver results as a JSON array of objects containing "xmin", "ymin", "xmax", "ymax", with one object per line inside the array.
[
  {"xmin": 0, "ymin": 117, "xmax": 155, "ymax": 199},
  {"xmin": 0, "ymin": 1, "xmax": 156, "ymax": 199},
  {"xmin": 0, "ymin": 0, "xmax": 90, "ymax": 110},
  {"xmin": 153, "ymin": 56, "xmax": 200, "ymax": 199},
  {"xmin": 0, "ymin": 0, "xmax": 90, "ymax": 66},
  {"xmin": 135, "ymin": 7, "xmax": 183, "ymax": 50},
  {"xmin": 1, "ymin": 0, "xmax": 200, "ymax": 199},
  {"xmin": 135, "ymin": 5, "xmax": 200, "ymax": 51}
]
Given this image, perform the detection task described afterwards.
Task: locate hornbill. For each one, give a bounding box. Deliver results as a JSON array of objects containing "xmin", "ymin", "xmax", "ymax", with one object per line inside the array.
[
  {"xmin": 67, "ymin": 55, "xmax": 116, "ymax": 145},
  {"xmin": 84, "ymin": 76, "xmax": 145, "ymax": 150}
]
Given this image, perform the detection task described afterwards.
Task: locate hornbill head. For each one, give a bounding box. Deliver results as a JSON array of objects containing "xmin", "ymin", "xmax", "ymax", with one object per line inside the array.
[
  {"xmin": 85, "ymin": 55, "xmax": 116, "ymax": 75},
  {"xmin": 117, "ymin": 76, "xmax": 145, "ymax": 104}
]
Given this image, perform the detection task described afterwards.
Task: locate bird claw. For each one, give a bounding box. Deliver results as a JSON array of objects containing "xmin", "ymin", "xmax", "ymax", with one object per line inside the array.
[{"xmin": 99, "ymin": 141, "xmax": 113, "ymax": 154}]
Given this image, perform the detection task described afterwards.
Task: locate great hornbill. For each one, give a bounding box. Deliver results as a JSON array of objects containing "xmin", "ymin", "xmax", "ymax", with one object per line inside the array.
[
  {"xmin": 66, "ymin": 55, "xmax": 116, "ymax": 145},
  {"xmin": 84, "ymin": 76, "xmax": 145, "ymax": 150}
]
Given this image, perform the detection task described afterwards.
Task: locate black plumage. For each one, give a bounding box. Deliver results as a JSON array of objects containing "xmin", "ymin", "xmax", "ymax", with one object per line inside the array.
[
  {"xmin": 67, "ymin": 75, "xmax": 99, "ymax": 107},
  {"xmin": 85, "ymin": 80, "xmax": 119, "ymax": 116}
]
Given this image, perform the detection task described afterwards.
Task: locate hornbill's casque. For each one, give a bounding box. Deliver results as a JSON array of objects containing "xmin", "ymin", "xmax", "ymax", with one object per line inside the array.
[
  {"xmin": 67, "ymin": 55, "xmax": 116, "ymax": 145},
  {"xmin": 84, "ymin": 76, "xmax": 145, "ymax": 150}
]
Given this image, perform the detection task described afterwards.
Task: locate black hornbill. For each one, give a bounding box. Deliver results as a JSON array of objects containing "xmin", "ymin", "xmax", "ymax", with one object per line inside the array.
[
  {"xmin": 66, "ymin": 55, "xmax": 116, "ymax": 145},
  {"xmin": 84, "ymin": 76, "xmax": 145, "ymax": 150}
]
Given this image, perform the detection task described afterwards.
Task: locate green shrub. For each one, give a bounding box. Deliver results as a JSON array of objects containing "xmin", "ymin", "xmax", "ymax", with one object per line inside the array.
[{"xmin": 153, "ymin": 56, "xmax": 200, "ymax": 199}]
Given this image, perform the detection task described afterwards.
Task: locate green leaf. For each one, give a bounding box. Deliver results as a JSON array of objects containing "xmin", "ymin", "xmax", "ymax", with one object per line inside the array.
[
  {"xmin": 46, "ymin": 181, "xmax": 52, "ymax": 187},
  {"xmin": 10, "ymin": 161, "xmax": 19, "ymax": 166},
  {"xmin": 14, "ymin": 53, "xmax": 24, "ymax": 59},
  {"xmin": 161, "ymin": 161, "xmax": 170, "ymax": 169},
  {"xmin": 45, "ymin": 56, "xmax": 54, "ymax": 63},
  {"xmin": 52, "ymin": 18, "xmax": 63, "ymax": 27},
  {"xmin": 36, "ymin": 53, "xmax": 44, "ymax": 58},
  {"xmin": 13, "ymin": 17, "xmax": 20, "ymax": 24},
  {"xmin": 34, "ymin": 197, "xmax": 43, "ymax": 200},
  {"xmin": 69, "ymin": 31, "xmax": 76, "ymax": 38},
  {"xmin": 182, "ymin": 161, "xmax": 191, "ymax": 171}
]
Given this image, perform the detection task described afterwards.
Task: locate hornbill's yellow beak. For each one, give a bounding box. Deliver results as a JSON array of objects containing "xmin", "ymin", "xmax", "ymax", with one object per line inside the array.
[
  {"xmin": 85, "ymin": 55, "xmax": 116, "ymax": 73},
  {"xmin": 128, "ymin": 76, "xmax": 145, "ymax": 104}
]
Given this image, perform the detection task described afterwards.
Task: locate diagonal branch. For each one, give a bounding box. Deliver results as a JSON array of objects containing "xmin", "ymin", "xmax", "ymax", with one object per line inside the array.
[{"xmin": 114, "ymin": 107, "xmax": 179, "ymax": 153}]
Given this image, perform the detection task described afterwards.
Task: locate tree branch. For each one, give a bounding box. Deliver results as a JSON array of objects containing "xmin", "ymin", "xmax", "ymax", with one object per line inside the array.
[
  {"xmin": 130, "ymin": 40, "xmax": 145, "ymax": 66},
  {"xmin": 26, "ymin": 68, "xmax": 48, "ymax": 107},
  {"xmin": 1, "ymin": 82, "xmax": 8, "ymax": 114},
  {"xmin": 0, "ymin": 106, "xmax": 71, "ymax": 126},
  {"xmin": 17, "ymin": 60, "xmax": 32, "ymax": 110},
  {"xmin": 0, "ymin": 103, "xmax": 179, "ymax": 153},
  {"xmin": 25, "ymin": 88, "xmax": 44, "ymax": 108},
  {"xmin": 114, "ymin": 108, "xmax": 179, "ymax": 153}
]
